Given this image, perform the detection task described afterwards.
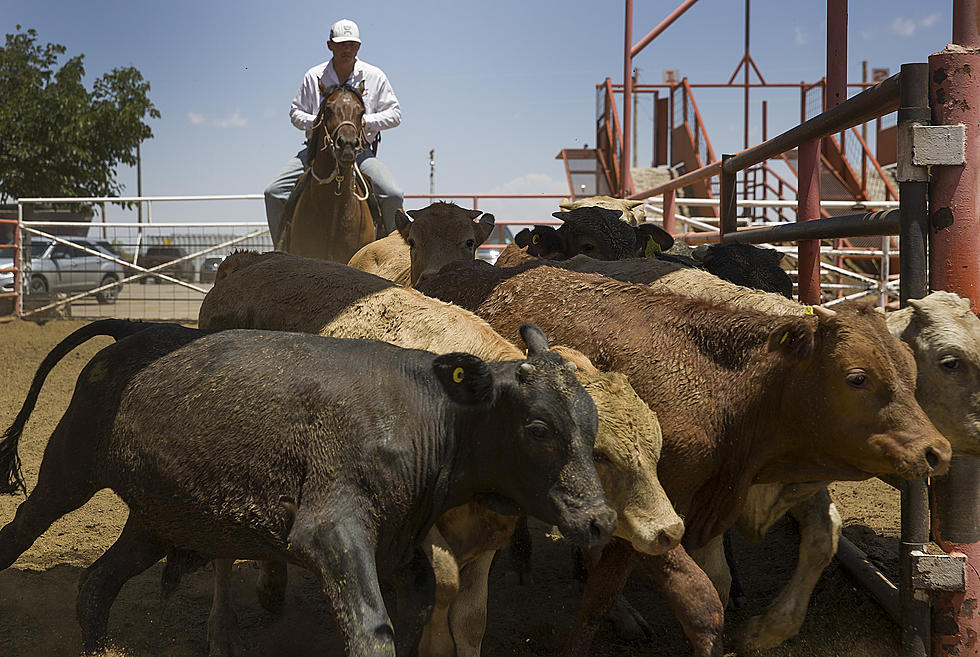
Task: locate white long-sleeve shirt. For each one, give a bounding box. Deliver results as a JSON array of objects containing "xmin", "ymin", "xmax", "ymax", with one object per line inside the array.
[{"xmin": 289, "ymin": 58, "xmax": 401, "ymax": 145}]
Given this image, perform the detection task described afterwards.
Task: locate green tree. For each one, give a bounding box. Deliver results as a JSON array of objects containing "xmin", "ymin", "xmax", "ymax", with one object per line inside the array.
[{"xmin": 0, "ymin": 26, "xmax": 160, "ymax": 206}]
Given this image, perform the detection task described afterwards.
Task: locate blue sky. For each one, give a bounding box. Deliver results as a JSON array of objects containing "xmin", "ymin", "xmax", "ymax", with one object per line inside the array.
[{"xmin": 4, "ymin": 1, "xmax": 952, "ymax": 224}]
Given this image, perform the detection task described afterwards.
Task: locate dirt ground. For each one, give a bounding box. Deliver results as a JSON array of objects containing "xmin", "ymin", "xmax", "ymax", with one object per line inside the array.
[{"xmin": 0, "ymin": 318, "xmax": 905, "ymax": 656}]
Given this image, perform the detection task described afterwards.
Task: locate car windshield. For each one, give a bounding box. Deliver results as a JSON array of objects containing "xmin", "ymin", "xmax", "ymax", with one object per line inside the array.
[{"xmin": 31, "ymin": 242, "xmax": 51, "ymax": 258}]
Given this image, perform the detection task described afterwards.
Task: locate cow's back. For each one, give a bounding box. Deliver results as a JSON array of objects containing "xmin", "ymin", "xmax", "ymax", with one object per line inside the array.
[{"xmin": 200, "ymin": 251, "xmax": 522, "ymax": 362}]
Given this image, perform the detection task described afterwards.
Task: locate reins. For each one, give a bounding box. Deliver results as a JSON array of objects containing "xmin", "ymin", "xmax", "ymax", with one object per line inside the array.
[{"xmin": 308, "ymin": 88, "xmax": 370, "ymax": 199}]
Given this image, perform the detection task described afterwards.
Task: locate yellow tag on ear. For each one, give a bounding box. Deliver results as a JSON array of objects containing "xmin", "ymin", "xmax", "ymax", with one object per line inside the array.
[
  {"xmin": 531, "ymin": 234, "xmax": 541, "ymax": 244},
  {"xmin": 779, "ymin": 331, "xmax": 790, "ymax": 345},
  {"xmin": 452, "ymin": 367, "xmax": 465, "ymax": 383},
  {"xmin": 644, "ymin": 235, "xmax": 662, "ymax": 258},
  {"xmin": 803, "ymin": 306, "xmax": 815, "ymax": 316}
]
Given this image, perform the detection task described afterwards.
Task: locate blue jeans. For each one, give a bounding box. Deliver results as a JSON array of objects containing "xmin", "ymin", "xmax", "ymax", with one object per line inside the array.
[{"xmin": 264, "ymin": 146, "xmax": 403, "ymax": 240}]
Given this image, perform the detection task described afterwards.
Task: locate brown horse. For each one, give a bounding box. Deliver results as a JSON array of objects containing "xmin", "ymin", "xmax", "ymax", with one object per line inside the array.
[{"xmin": 275, "ymin": 81, "xmax": 378, "ymax": 262}]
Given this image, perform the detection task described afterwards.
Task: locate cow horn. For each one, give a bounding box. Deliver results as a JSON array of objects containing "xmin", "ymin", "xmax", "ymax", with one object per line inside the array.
[
  {"xmin": 811, "ymin": 305, "xmax": 837, "ymax": 320},
  {"xmin": 518, "ymin": 362, "xmax": 536, "ymax": 380},
  {"xmin": 564, "ymin": 360, "xmax": 577, "ymax": 373}
]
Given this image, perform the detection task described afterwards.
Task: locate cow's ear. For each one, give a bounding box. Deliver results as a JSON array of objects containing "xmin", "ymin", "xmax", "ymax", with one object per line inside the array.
[
  {"xmin": 767, "ymin": 319, "xmax": 815, "ymax": 360},
  {"xmin": 514, "ymin": 228, "xmax": 533, "ymax": 248},
  {"xmin": 395, "ymin": 209, "xmax": 412, "ymax": 240},
  {"xmin": 433, "ymin": 353, "xmax": 497, "ymax": 405},
  {"xmin": 520, "ymin": 323, "xmax": 551, "ymax": 356},
  {"xmin": 633, "ymin": 223, "xmax": 674, "ymax": 257},
  {"xmin": 473, "ymin": 213, "xmax": 496, "ymax": 244}
]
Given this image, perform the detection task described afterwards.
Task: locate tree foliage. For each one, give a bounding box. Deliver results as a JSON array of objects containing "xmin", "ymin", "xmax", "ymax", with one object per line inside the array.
[{"xmin": 0, "ymin": 26, "xmax": 160, "ymax": 204}]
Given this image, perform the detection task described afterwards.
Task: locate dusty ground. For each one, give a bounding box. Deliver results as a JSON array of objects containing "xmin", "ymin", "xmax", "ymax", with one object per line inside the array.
[{"xmin": 0, "ymin": 318, "xmax": 904, "ymax": 656}]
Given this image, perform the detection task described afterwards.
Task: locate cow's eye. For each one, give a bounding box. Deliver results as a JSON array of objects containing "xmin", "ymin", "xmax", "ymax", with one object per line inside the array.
[
  {"xmin": 581, "ymin": 243, "xmax": 595, "ymax": 253},
  {"xmin": 465, "ymin": 239, "xmax": 475, "ymax": 249},
  {"xmin": 593, "ymin": 449, "xmax": 610, "ymax": 466},
  {"xmin": 846, "ymin": 371, "xmax": 867, "ymax": 388},
  {"xmin": 526, "ymin": 421, "xmax": 550, "ymax": 440},
  {"xmin": 941, "ymin": 356, "xmax": 961, "ymax": 371}
]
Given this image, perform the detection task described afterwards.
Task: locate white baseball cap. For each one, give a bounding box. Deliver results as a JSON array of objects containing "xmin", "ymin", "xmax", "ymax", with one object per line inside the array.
[{"xmin": 329, "ymin": 19, "xmax": 361, "ymax": 44}]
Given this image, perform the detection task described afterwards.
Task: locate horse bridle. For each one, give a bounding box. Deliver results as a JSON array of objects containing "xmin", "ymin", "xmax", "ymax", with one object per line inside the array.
[{"xmin": 309, "ymin": 87, "xmax": 370, "ymax": 199}]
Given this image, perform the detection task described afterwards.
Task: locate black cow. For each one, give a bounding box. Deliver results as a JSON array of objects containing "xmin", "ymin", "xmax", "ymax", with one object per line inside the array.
[{"xmin": 0, "ymin": 319, "xmax": 614, "ymax": 656}]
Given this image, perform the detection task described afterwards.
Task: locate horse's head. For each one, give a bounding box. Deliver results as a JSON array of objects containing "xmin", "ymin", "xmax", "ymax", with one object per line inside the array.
[{"xmin": 313, "ymin": 80, "xmax": 367, "ymax": 167}]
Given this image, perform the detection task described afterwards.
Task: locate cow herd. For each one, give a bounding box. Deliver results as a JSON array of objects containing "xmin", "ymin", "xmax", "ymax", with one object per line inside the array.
[{"xmin": 1, "ymin": 197, "xmax": 978, "ymax": 657}]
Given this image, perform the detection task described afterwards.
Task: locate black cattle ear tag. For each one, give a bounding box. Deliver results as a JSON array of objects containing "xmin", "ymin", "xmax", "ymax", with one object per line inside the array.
[
  {"xmin": 767, "ymin": 319, "xmax": 815, "ymax": 360},
  {"xmin": 433, "ymin": 353, "xmax": 496, "ymax": 405},
  {"xmin": 633, "ymin": 223, "xmax": 674, "ymax": 256}
]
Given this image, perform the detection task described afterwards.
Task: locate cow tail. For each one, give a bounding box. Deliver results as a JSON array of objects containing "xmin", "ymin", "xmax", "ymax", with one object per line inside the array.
[{"xmin": 0, "ymin": 319, "xmax": 154, "ymax": 494}]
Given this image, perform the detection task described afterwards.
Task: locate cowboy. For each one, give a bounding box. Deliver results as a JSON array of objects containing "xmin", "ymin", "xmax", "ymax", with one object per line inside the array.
[{"xmin": 264, "ymin": 18, "xmax": 403, "ymax": 240}]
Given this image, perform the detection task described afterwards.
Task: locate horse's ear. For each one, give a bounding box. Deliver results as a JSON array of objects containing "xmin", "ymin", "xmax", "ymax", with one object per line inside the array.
[{"xmin": 396, "ymin": 209, "xmax": 413, "ymax": 240}]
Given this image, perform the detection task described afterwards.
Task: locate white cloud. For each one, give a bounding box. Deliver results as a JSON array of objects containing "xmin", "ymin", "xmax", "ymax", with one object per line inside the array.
[
  {"xmin": 187, "ymin": 110, "xmax": 248, "ymax": 128},
  {"xmin": 213, "ymin": 110, "xmax": 247, "ymax": 128},
  {"xmin": 892, "ymin": 16, "xmax": 916, "ymax": 37},
  {"xmin": 794, "ymin": 26, "xmax": 808, "ymax": 45},
  {"xmin": 490, "ymin": 172, "xmax": 568, "ymax": 195},
  {"xmin": 921, "ymin": 12, "xmax": 941, "ymax": 28}
]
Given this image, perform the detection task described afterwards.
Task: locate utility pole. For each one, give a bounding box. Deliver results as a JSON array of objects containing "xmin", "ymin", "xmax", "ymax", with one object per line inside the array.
[
  {"xmin": 632, "ymin": 67, "xmax": 639, "ymax": 168},
  {"xmin": 137, "ymin": 142, "xmax": 143, "ymax": 225},
  {"xmin": 429, "ymin": 149, "xmax": 435, "ymax": 195}
]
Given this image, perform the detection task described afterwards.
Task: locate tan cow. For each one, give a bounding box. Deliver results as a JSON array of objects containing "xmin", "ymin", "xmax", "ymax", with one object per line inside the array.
[
  {"xmin": 199, "ymin": 250, "xmax": 684, "ymax": 656},
  {"xmin": 347, "ymin": 201, "xmax": 495, "ymax": 287},
  {"xmin": 559, "ymin": 195, "xmax": 646, "ymax": 226}
]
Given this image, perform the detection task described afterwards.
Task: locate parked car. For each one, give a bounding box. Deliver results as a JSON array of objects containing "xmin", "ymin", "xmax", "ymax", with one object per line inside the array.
[
  {"xmin": 0, "ymin": 238, "xmax": 124, "ymax": 304},
  {"xmin": 199, "ymin": 256, "xmax": 225, "ymax": 284},
  {"xmin": 136, "ymin": 245, "xmax": 193, "ymax": 282}
]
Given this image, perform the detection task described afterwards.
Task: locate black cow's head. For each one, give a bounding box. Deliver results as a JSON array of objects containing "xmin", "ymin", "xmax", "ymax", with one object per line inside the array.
[{"xmin": 434, "ymin": 323, "xmax": 616, "ymax": 548}]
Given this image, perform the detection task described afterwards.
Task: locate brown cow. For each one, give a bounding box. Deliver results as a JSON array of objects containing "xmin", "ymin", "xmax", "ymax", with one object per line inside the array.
[
  {"xmin": 420, "ymin": 262, "xmax": 951, "ymax": 656},
  {"xmin": 347, "ymin": 201, "xmax": 495, "ymax": 287}
]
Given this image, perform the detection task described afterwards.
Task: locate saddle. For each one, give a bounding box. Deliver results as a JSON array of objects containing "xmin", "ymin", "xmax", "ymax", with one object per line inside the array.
[{"xmin": 274, "ymin": 164, "xmax": 386, "ymax": 252}]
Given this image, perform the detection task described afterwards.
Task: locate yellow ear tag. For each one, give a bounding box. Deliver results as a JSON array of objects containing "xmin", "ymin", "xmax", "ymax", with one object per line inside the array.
[
  {"xmin": 803, "ymin": 305, "xmax": 815, "ymax": 316},
  {"xmin": 531, "ymin": 234, "xmax": 541, "ymax": 244},
  {"xmin": 779, "ymin": 331, "xmax": 790, "ymax": 345},
  {"xmin": 644, "ymin": 235, "xmax": 662, "ymax": 258},
  {"xmin": 452, "ymin": 367, "xmax": 465, "ymax": 383}
]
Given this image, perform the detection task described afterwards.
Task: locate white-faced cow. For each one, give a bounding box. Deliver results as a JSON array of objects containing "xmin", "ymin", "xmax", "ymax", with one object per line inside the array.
[{"xmin": 0, "ymin": 319, "xmax": 615, "ymax": 657}]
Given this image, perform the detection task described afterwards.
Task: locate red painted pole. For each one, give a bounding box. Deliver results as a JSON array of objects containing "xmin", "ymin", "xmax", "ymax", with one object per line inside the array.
[
  {"xmin": 662, "ymin": 190, "xmax": 676, "ymax": 235},
  {"xmin": 630, "ymin": 0, "xmax": 701, "ymax": 58},
  {"xmin": 622, "ymin": 0, "xmax": 634, "ymax": 197},
  {"xmin": 796, "ymin": 139, "xmax": 821, "ymax": 304},
  {"xmin": 930, "ymin": 7, "xmax": 980, "ymax": 653}
]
